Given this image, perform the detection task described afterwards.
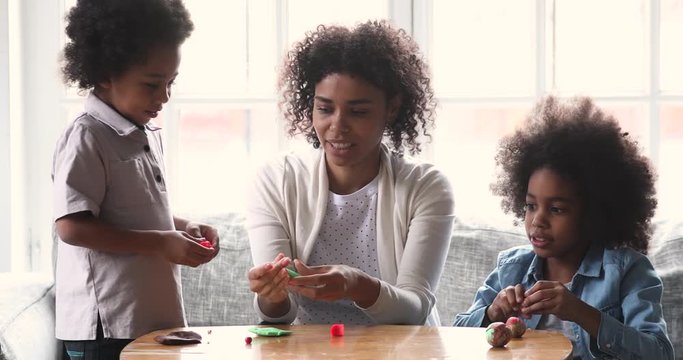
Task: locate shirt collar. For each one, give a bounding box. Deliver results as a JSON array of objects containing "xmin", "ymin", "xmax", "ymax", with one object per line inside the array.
[
  {"xmin": 574, "ymin": 243, "xmax": 604, "ymax": 278},
  {"xmin": 527, "ymin": 253, "xmax": 544, "ymax": 283},
  {"xmin": 85, "ymin": 92, "xmax": 162, "ymax": 136},
  {"xmin": 525, "ymin": 242, "xmax": 604, "ymax": 282}
]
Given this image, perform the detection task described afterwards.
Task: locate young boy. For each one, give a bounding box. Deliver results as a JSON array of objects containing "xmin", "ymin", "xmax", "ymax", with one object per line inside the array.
[{"xmin": 53, "ymin": 0, "xmax": 219, "ymax": 357}]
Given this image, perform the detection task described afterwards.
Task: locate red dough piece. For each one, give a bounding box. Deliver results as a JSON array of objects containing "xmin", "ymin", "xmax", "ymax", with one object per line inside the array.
[
  {"xmin": 330, "ymin": 323, "xmax": 345, "ymax": 337},
  {"xmin": 245, "ymin": 336, "xmax": 253, "ymax": 345},
  {"xmin": 198, "ymin": 239, "xmax": 214, "ymax": 249}
]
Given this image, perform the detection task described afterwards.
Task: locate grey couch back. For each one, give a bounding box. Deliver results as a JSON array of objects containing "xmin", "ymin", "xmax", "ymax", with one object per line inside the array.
[{"xmin": 181, "ymin": 213, "xmax": 259, "ymax": 325}]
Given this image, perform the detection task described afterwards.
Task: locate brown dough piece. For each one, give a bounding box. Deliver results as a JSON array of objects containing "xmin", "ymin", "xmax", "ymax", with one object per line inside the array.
[{"xmin": 154, "ymin": 330, "xmax": 203, "ymax": 345}]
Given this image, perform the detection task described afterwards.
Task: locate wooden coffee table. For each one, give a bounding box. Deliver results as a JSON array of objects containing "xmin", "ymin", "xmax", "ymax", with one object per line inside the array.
[{"xmin": 121, "ymin": 325, "xmax": 572, "ymax": 359}]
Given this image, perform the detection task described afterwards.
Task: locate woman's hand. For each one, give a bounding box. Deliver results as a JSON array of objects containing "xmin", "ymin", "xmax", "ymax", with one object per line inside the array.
[
  {"xmin": 487, "ymin": 284, "xmax": 527, "ymax": 323},
  {"xmin": 288, "ymin": 259, "xmax": 380, "ymax": 308},
  {"xmin": 248, "ymin": 253, "xmax": 292, "ymax": 304}
]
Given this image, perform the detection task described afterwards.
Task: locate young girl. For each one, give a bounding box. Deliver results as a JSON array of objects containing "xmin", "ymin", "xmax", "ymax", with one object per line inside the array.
[
  {"xmin": 454, "ymin": 96, "xmax": 674, "ymax": 359},
  {"xmin": 246, "ymin": 20, "xmax": 455, "ymax": 325},
  {"xmin": 53, "ymin": 0, "xmax": 219, "ymax": 357}
]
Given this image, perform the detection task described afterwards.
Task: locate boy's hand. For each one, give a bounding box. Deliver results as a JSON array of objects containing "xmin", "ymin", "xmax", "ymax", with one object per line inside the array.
[
  {"xmin": 487, "ymin": 284, "xmax": 527, "ymax": 322},
  {"xmin": 159, "ymin": 231, "xmax": 215, "ymax": 267},
  {"xmin": 185, "ymin": 222, "xmax": 220, "ymax": 259}
]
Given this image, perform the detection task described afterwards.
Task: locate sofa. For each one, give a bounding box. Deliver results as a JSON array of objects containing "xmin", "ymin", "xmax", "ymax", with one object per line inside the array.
[{"xmin": 1, "ymin": 213, "xmax": 681, "ymax": 359}]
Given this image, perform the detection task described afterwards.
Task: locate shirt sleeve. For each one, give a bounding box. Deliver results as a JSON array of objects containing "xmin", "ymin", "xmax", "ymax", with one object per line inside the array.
[
  {"xmin": 360, "ymin": 168, "xmax": 455, "ymax": 325},
  {"xmin": 591, "ymin": 255, "xmax": 674, "ymax": 359},
  {"xmin": 245, "ymin": 160, "xmax": 298, "ymax": 324},
  {"xmin": 52, "ymin": 123, "xmax": 106, "ymax": 220}
]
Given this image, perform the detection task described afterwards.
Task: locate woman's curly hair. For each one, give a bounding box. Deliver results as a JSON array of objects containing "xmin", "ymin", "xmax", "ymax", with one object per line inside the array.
[
  {"xmin": 278, "ymin": 20, "xmax": 435, "ymax": 155},
  {"xmin": 492, "ymin": 96, "xmax": 657, "ymax": 254},
  {"xmin": 61, "ymin": 0, "xmax": 194, "ymax": 90}
]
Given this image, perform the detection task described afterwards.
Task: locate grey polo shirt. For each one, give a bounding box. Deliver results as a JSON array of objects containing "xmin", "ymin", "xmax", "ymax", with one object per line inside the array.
[{"xmin": 52, "ymin": 93, "xmax": 185, "ymax": 340}]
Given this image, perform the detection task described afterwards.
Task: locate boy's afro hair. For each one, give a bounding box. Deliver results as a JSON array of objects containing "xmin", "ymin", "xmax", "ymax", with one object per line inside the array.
[{"xmin": 62, "ymin": 0, "xmax": 194, "ymax": 90}]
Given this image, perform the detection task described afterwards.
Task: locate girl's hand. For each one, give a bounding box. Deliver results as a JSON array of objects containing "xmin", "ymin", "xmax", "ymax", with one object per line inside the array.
[
  {"xmin": 287, "ymin": 260, "xmax": 380, "ymax": 307},
  {"xmin": 185, "ymin": 222, "xmax": 220, "ymax": 259},
  {"xmin": 487, "ymin": 284, "xmax": 527, "ymax": 322},
  {"xmin": 247, "ymin": 253, "xmax": 291, "ymax": 304},
  {"xmin": 159, "ymin": 230, "xmax": 216, "ymax": 267},
  {"xmin": 521, "ymin": 280, "xmax": 582, "ymax": 321}
]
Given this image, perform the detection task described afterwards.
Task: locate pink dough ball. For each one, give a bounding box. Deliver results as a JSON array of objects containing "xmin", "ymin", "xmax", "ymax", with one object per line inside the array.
[{"xmin": 505, "ymin": 316, "xmax": 528, "ymax": 338}]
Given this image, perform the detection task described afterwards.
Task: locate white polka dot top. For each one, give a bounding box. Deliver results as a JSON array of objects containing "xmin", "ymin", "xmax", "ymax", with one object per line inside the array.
[{"xmin": 295, "ymin": 176, "xmax": 380, "ymax": 325}]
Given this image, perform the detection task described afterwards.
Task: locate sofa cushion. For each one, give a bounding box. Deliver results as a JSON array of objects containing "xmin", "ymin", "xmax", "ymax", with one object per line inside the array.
[
  {"xmin": 648, "ymin": 219, "xmax": 683, "ymax": 357},
  {"xmin": 435, "ymin": 219, "xmax": 527, "ymax": 326},
  {"xmin": 181, "ymin": 213, "xmax": 259, "ymax": 326},
  {"xmin": 0, "ymin": 273, "xmax": 59, "ymax": 360}
]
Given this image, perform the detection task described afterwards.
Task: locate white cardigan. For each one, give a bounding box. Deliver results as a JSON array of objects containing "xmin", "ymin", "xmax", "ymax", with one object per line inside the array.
[{"xmin": 246, "ymin": 145, "xmax": 455, "ymax": 325}]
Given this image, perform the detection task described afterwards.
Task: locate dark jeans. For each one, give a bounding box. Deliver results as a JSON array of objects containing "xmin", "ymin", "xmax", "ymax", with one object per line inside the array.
[{"xmin": 62, "ymin": 317, "xmax": 133, "ymax": 360}]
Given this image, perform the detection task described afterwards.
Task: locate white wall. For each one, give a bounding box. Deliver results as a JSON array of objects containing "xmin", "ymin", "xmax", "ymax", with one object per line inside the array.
[
  {"xmin": 1, "ymin": 0, "xmax": 10, "ymax": 271},
  {"xmin": 13, "ymin": 0, "xmax": 62, "ymax": 272}
]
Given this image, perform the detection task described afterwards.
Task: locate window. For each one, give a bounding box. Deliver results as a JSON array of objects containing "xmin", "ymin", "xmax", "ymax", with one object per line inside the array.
[
  {"xmin": 3, "ymin": 0, "xmax": 681, "ymax": 272},
  {"xmin": 428, "ymin": 0, "xmax": 683, "ymax": 223}
]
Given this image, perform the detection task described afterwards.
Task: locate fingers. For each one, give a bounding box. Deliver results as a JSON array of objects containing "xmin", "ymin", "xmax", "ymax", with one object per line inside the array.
[
  {"xmin": 247, "ymin": 257, "xmax": 291, "ymax": 300},
  {"xmin": 289, "ymin": 278, "xmax": 336, "ymax": 301},
  {"xmin": 502, "ymin": 286, "xmax": 522, "ymax": 313},
  {"xmin": 199, "ymin": 225, "xmax": 220, "ymax": 252},
  {"xmin": 503, "ymin": 287, "xmax": 519, "ymax": 312},
  {"xmin": 521, "ymin": 281, "xmax": 567, "ymax": 317},
  {"xmin": 489, "ymin": 284, "xmax": 528, "ymax": 321},
  {"xmin": 273, "ymin": 253, "xmax": 286, "ymax": 264},
  {"xmin": 203, "ymin": 226, "xmax": 219, "ymax": 243},
  {"xmin": 178, "ymin": 232, "xmax": 215, "ymax": 260},
  {"xmin": 524, "ymin": 280, "xmax": 555, "ymax": 297},
  {"xmin": 248, "ymin": 257, "xmax": 290, "ymax": 281},
  {"xmin": 514, "ymin": 284, "xmax": 525, "ymax": 304},
  {"xmin": 258, "ymin": 269, "xmax": 290, "ymax": 299},
  {"xmin": 185, "ymin": 224, "xmax": 221, "ymax": 260},
  {"xmin": 288, "ymin": 273, "xmax": 325, "ymax": 288},
  {"xmin": 293, "ymin": 259, "xmax": 313, "ymax": 275},
  {"xmin": 185, "ymin": 222, "xmax": 202, "ymax": 238}
]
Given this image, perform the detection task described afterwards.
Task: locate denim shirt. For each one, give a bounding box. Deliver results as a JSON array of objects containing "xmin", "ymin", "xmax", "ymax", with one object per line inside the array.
[{"xmin": 453, "ymin": 244, "xmax": 674, "ymax": 360}]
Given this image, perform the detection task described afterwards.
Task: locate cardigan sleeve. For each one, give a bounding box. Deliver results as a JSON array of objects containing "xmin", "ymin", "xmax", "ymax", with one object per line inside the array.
[
  {"xmin": 245, "ymin": 158, "xmax": 299, "ymax": 324},
  {"xmin": 361, "ymin": 165, "xmax": 455, "ymax": 325}
]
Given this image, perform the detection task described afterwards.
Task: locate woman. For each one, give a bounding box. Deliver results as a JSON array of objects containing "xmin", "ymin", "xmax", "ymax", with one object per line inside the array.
[{"xmin": 247, "ymin": 20, "xmax": 454, "ymax": 326}]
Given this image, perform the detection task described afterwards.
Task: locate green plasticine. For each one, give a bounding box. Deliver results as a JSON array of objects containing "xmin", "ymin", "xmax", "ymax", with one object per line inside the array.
[{"xmin": 248, "ymin": 327, "xmax": 293, "ymax": 337}]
